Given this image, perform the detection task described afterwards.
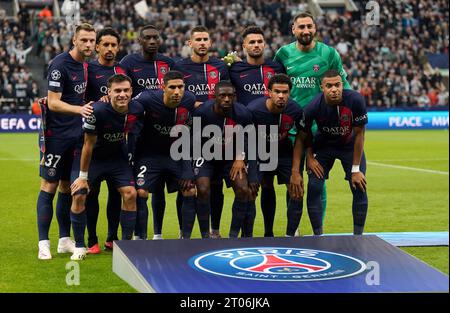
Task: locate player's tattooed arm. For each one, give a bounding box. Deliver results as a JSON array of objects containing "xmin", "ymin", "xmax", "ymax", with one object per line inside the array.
[
  {"xmin": 351, "ymin": 125, "xmax": 366, "ymax": 192},
  {"xmin": 71, "ymin": 133, "xmax": 97, "ymax": 195},
  {"xmin": 47, "ymin": 91, "xmax": 93, "ymax": 118}
]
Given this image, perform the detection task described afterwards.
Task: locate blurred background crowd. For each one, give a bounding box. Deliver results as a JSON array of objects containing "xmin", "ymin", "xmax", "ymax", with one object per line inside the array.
[{"xmin": 0, "ymin": 0, "xmax": 448, "ymax": 114}]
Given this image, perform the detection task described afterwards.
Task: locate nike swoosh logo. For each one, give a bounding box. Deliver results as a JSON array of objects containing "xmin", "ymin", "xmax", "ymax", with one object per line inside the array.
[
  {"xmin": 133, "ymin": 68, "xmax": 143, "ymax": 72},
  {"xmin": 184, "ymin": 74, "xmax": 192, "ymax": 78},
  {"xmin": 95, "ymin": 75, "xmax": 104, "ymax": 79},
  {"xmin": 286, "ymin": 66, "xmax": 294, "ymax": 70},
  {"xmin": 240, "ymin": 74, "xmax": 249, "ymax": 78}
]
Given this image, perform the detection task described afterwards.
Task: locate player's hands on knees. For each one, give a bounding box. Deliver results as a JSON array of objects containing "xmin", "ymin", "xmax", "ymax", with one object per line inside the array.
[
  {"xmin": 351, "ymin": 172, "xmax": 367, "ymax": 192},
  {"xmin": 248, "ymin": 182, "xmax": 260, "ymax": 199},
  {"xmin": 289, "ymin": 171, "xmax": 304, "ymax": 200},
  {"xmin": 179, "ymin": 179, "xmax": 195, "ymax": 192},
  {"xmin": 70, "ymin": 177, "xmax": 89, "ymax": 195},
  {"xmin": 307, "ymin": 157, "xmax": 324, "ymax": 179},
  {"xmin": 230, "ymin": 160, "xmax": 246, "ymax": 181},
  {"xmin": 79, "ymin": 101, "xmax": 94, "ymax": 118}
]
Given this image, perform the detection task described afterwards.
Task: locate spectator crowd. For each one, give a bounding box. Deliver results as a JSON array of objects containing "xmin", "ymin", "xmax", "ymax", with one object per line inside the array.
[{"xmin": 1, "ymin": 0, "xmax": 448, "ymax": 114}]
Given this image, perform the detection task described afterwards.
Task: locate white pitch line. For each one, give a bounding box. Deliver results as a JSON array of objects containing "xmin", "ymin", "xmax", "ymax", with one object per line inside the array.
[
  {"xmin": 367, "ymin": 161, "xmax": 449, "ymax": 175},
  {"xmin": 371, "ymin": 158, "xmax": 449, "ymax": 162},
  {"xmin": 0, "ymin": 158, "xmax": 36, "ymax": 161}
]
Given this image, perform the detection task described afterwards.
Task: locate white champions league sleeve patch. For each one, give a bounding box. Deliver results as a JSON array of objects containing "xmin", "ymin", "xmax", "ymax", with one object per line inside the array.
[
  {"xmin": 49, "ymin": 81, "xmax": 61, "ymax": 87},
  {"xmin": 50, "ymin": 70, "xmax": 61, "ymax": 80},
  {"xmin": 86, "ymin": 114, "xmax": 96, "ymax": 124}
]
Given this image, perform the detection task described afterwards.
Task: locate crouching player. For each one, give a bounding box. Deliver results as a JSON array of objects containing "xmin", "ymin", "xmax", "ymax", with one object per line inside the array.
[
  {"xmin": 132, "ymin": 71, "xmax": 197, "ymax": 240},
  {"xmin": 295, "ymin": 69, "xmax": 368, "ymax": 235},
  {"xmin": 247, "ymin": 74, "xmax": 307, "ymax": 237},
  {"xmin": 190, "ymin": 81, "xmax": 256, "ymax": 239},
  {"xmin": 69, "ymin": 74, "xmax": 143, "ymax": 260}
]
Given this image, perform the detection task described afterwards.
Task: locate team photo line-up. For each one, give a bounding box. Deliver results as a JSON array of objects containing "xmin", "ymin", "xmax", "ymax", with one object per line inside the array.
[{"xmin": 36, "ymin": 12, "xmax": 368, "ymax": 261}]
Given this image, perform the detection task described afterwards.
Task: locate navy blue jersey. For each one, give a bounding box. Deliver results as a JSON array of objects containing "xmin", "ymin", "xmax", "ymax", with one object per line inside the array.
[
  {"xmin": 304, "ymin": 89, "xmax": 368, "ymax": 148},
  {"xmin": 85, "ymin": 60, "xmax": 126, "ymax": 102},
  {"xmin": 134, "ymin": 89, "xmax": 196, "ymax": 156},
  {"xmin": 173, "ymin": 57, "xmax": 229, "ymax": 102},
  {"xmin": 83, "ymin": 100, "xmax": 144, "ymax": 160},
  {"xmin": 247, "ymin": 97, "xmax": 305, "ymax": 158},
  {"xmin": 229, "ymin": 60, "xmax": 285, "ymax": 105},
  {"xmin": 119, "ymin": 53, "xmax": 174, "ymax": 97},
  {"xmin": 45, "ymin": 51, "xmax": 88, "ymax": 138},
  {"xmin": 193, "ymin": 100, "xmax": 253, "ymax": 159}
]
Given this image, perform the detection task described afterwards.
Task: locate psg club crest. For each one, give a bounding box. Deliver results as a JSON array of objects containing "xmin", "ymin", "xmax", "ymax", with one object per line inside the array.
[
  {"xmin": 136, "ymin": 178, "xmax": 145, "ymax": 186},
  {"xmin": 209, "ymin": 71, "xmax": 218, "ymax": 79},
  {"xmin": 189, "ymin": 247, "xmax": 366, "ymax": 282},
  {"xmin": 313, "ymin": 64, "xmax": 320, "ymax": 72},
  {"xmin": 47, "ymin": 168, "xmax": 56, "ymax": 177}
]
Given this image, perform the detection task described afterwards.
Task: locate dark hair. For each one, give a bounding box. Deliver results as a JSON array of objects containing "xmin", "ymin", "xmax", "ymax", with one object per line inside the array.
[
  {"xmin": 75, "ymin": 23, "xmax": 95, "ymax": 34},
  {"xmin": 215, "ymin": 81, "xmax": 235, "ymax": 94},
  {"xmin": 140, "ymin": 24, "xmax": 159, "ymax": 37},
  {"xmin": 163, "ymin": 71, "xmax": 184, "ymax": 84},
  {"xmin": 321, "ymin": 69, "xmax": 341, "ymax": 80},
  {"xmin": 107, "ymin": 74, "xmax": 132, "ymax": 88},
  {"xmin": 292, "ymin": 12, "xmax": 316, "ymax": 26},
  {"xmin": 241, "ymin": 26, "xmax": 264, "ymax": 39},
  {"xmin": 96, "ymin": 27, "xmax": 120, "ymax": 45},
  {"xmin": 268, "ymin": 73, "xmax": 292, "ymax": 90},
  {"xmin": 190, "ymin": 25, "xmax": 209, "ymax": 38}
]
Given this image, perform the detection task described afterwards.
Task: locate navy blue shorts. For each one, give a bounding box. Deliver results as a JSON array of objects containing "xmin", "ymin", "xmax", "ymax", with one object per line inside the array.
[
  {"xmin": 193, "ymin": 158, "xmax": 234, "ymax": 188},
  {"xmin": 309, "ymin": 146, "xmax": 367, "ymax": 180},
  {"xmin": 134, "ymin": 155, "xmax": 182, "ymax": 193},
  {"xmin": 71, "ymin": 151, "xmax": 135, "ymax": 189},
  {"xmin": 39, "ymin": 136, "xmax": 81, "ymax": 182},
  {"xmin": 257, "ymin": 157, "xmax": 294, "ymax": 185}
]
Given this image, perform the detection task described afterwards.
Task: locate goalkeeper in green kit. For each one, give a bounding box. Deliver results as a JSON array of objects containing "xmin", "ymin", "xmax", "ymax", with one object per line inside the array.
[{"xmin": 274, "ymin": 12, "xmax": 351, "ymax": 230}]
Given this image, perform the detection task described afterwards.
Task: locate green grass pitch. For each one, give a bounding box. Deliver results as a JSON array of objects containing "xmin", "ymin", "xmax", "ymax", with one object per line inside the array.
[{"xmin": 0, "ymin": 130, "xmax": 448, "ymax": 292}]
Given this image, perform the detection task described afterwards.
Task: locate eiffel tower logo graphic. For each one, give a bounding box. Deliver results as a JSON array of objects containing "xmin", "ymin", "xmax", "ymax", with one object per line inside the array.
[{"xmin": 245, "ymin": 254, "xmax": 327, "ymax": 274}]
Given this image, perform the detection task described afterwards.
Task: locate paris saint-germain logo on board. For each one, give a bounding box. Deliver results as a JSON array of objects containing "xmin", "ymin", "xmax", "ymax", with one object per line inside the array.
[{"xmin": 189, "ymin": 247, "xmax": 366, "ymax": 282}]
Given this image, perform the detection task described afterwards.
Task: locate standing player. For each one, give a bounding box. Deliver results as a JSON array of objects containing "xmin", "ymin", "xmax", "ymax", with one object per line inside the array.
[
  {"xmin": 174, "ymin": 26, "xmax": 230, "ymax": 239},
  {"xmin": 291, "ymin": 70, "xmax": 368, "ymax": 235},
  {"xmin": 119, "ymin": 25, "xmax": 174, "ymax": 97},
  {"xmin": 229, "ymin": 26, "xmax": 286, "ymax": 237},
  {"xmin": 230, "ymin": 26, "xmax": 285, "ymax": 104},
  {"xmin": 37, "ymin": 23, "xmax": 95, "ymax": 260},
  {"xmin": 247, "ymin": 74, "xmax": 306, "ymax": 237},
  {"xmin": 274, "ymin": 12, "xmax": 351, "ymax": 227},
  {"xmin": 132, "ymin": 71, "xmax": 196, "ymax": 241},
  {"xmin": 119, "ymin": 25, "xmax": 175, "ymax": 240},
  {"xmin": 69, "ymin": 74, "xmax": 142, "ymax": 260},
  {"xmin": 190, "ymin": 81, "xmax": 254, "ymax": 239},
  {"xmin": 84, "ymin": 28, "xmax": 126, "ymax": 253}
]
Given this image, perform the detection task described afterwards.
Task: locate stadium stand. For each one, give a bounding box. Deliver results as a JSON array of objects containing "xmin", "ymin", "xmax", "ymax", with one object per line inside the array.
[{"xmin": 0, "ymin": 0, "xmax": 448, "ymax": 113}]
